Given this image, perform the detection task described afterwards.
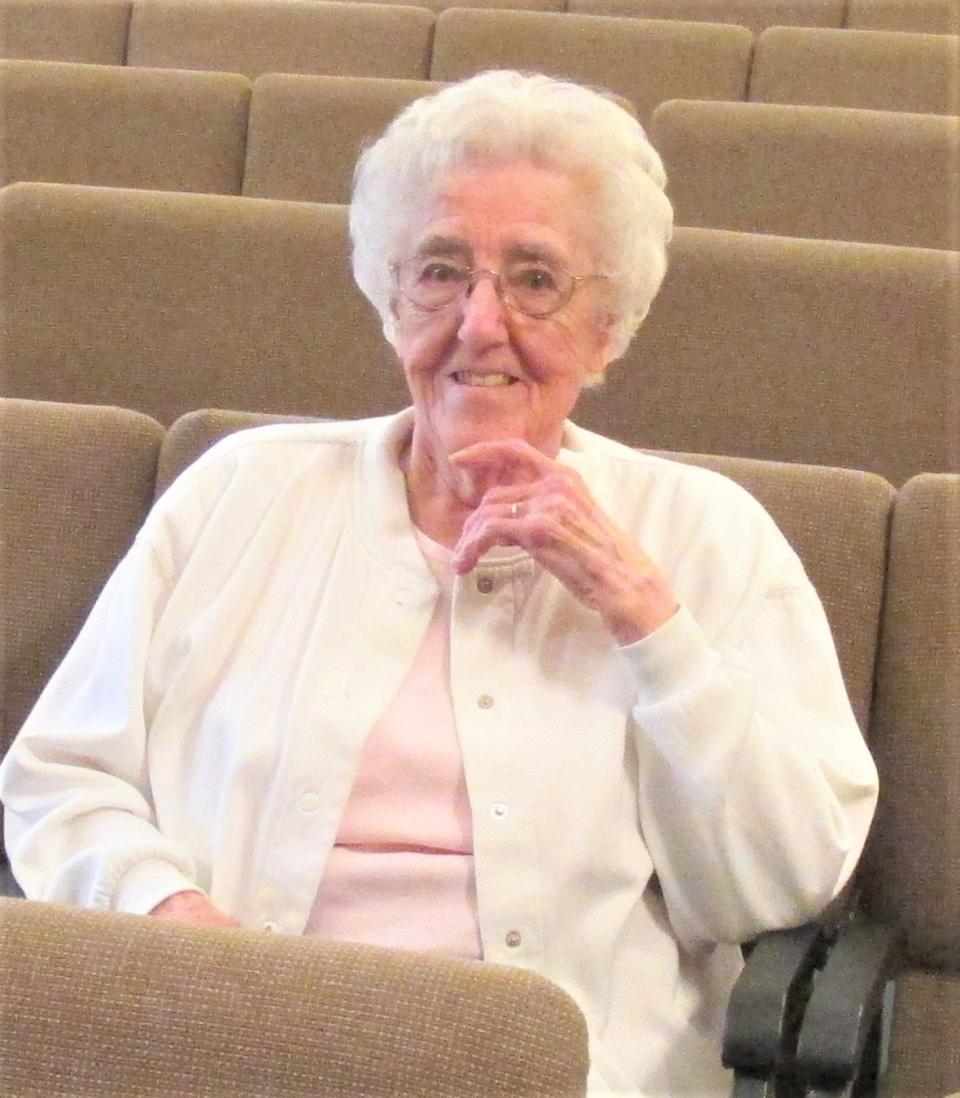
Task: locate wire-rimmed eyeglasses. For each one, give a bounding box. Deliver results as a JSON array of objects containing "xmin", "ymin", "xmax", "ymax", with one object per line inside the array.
[{"xmin": 391, "ymin": 256, "xmax": 609, "ymax": 319}]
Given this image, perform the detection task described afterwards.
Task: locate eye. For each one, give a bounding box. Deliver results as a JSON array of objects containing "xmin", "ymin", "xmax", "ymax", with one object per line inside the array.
[
  {"xmin": 510, "ymin": 264, "xmax": 560, "ymax": 294},
  {"xmin": 416, "ymin": 259, "xmax": 468, "ymax": 285}
]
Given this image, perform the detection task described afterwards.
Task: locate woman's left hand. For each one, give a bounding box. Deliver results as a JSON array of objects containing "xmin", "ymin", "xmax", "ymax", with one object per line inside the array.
[{"xmin": 450, "ymin": 439, "xmax": 678, "ymax": 645}]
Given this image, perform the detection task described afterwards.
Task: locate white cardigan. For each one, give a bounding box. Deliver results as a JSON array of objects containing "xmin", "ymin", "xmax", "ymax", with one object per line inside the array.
[{"xmin": 0, "ymin": 409, "xmax": 878, "ymax": 1096}]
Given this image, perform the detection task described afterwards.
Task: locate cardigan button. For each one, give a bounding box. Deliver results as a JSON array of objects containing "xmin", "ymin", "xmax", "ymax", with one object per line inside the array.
[
  {"xmin": 505, "ymin": 931, "xmax": 522, "ymax": 949},
  {"xmin": 477, "ymin": 575, "xmax": 494, "ymax": 594},
  {"xmin": 477, "ymin": 694, "xmax": 494, "ymax": 709}
]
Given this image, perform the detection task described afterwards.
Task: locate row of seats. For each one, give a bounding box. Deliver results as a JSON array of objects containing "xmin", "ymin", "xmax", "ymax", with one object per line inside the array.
[
  {"xmin": 3, "ymin": 62, "xmax": 957, "ymax": 248},
  {"xmin": 3, "ymin": 0, "xmax": 958, "ymax": 117},
  {"xmin": 1, "ymin": 395, "xmax": 957, "ymax": 1095},
  {"xmin": 3, "ymin": 0, "xmax": 957, "ymax": 69},
  {"xmin": 1, "ymin": 182, "xmax": 957, "ymax": 485}
]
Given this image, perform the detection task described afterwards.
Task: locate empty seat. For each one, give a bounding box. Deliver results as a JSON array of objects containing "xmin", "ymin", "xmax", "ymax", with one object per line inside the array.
[
  {"xmin": 0, "ymin": 183, "xmax": 404, "ymax": 425},
  {"xmin": 0, "ymin": 59, "xmax": 250, "ymax": 193},
  {"xmin": 0, "ymin": 398, "xmax": 164, "ymax": 888},
  {"xmin": 126, "ymin": 0, "xmax": 434, "ymax": 80},
  {"xmin": 651, "ymin": 99, "xmax": 960, "ymax": 249},
  {"xmin": 568, "ymin": 0, "xmax": 843, "ymax": 32},
  {"xmin": 861, "ymin": 474, "xmax": 960, "ymax": 1095},
  {"xmin": 847, "ymin": 0, "xmax": 959, "ymax": 33},
  {"xmin": 574, "ymin": 227, "xmax": 960, "ymax": 485},
  {"xmin": 243, "ymin": 74, "xmax": 634, "ymax": 204},
  {"xmin": 244, "ymin": 74, "xmax": 437, "ymax": 204},
  {"xmin": 430, "ymin": 9, "xmax": 753, "ymax": 123},
  {"xmin": 751, "ymin": 26, "xmax": 960, "ymax": 114},
  {"xmin": 0, "ymin": 0, "xmax": 131, "ymax": 64}
]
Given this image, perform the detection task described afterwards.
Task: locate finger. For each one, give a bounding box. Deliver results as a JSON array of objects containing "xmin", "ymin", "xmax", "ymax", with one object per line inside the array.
[
  {"xmin": 453, "ymin": 506, "xmax": 528, "ymax": 572},
  {"xmin": 450, "ymin": 438, "xmax": 558, "ymax": 487}
]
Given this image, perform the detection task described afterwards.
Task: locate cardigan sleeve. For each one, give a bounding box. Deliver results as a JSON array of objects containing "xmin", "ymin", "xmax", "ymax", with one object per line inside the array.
[
  {"xmin": 620, "ymin": 573, "xmax": 878, "ymax": 951},
  {"xmin": 0, "ymin": 529, "xmax": 202, "ymax": 914}
]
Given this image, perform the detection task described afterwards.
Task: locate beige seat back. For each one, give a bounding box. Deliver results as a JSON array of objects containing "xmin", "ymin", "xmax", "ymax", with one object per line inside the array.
[
  {"xmin": 330, "ymin": 0, "xmax": 565, "ymax": 8},
  {"xmin": 0, "ymin": 897, "xmax": 589, "ymax": 1096},
  {"xmin": 0, "ymin": 0, "xmax": 131, "ymax": 64},
  {"xmin": 575, "ymin": 227, "xmax": 960, "ymax": 486},
  {"xmin": 650, "ymin": 450, "xmax": 893, "ymax": 731},
  {"xmin": 429, "ymin": 9, "xmax": 753, "ymax": 124},
  {"xmin": 244, "ymin": 74, "xmax": 438, "ymax": 204},
  {"xmin": 861, "ymin": 474, "xmax": 960, "ymax": 1096},
  {"xmin": 0, "ymin": 59, "xmax": 250, "ymax": 194},
  {"xmin": 158, "ymin": 410, "xmax": 893, "ymax": 734},
  {"xmin": 0, "ymin": 183, "xmax": 404, "ymax": 425},
  {"xmin": 0, "ymin": 399, "xmax": 163, "ymax": 881},
  {"xmin": 651, "ymin": 99, "xmax": 960, "ymax": 249},
  {"xmin": 126, "ymin": 0, "xmax": 434, "ymax": 80},
  {"xmin": 750, "ymin": 26, "xmax": 960, "ymax": 114},
  {"xmin": 568, "ymin": 0, "xmax": 843, "ymax": 31},
  {"xmin": 847, "ymin": 0, "xmax": 960, "ymax": 34},
  {"xmin": 156, "ymin": 409, "xmax": 317, "ymax": 494}
]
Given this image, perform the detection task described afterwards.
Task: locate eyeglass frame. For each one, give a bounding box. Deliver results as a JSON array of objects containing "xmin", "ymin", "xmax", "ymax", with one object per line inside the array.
[{"xmin": 389, "ymin": 256, "xmax": 610, "ymax": 320}]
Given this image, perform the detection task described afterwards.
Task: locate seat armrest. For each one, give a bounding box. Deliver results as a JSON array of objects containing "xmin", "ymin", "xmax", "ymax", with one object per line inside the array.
[
  {"xmin": 795, "ymin": 916, "xmax": 904, "ymax": 1093},
  {"xmin": 0, "ymin": 860, "xmax": 24, "ymax": 899},
  {"xmin": 723, "ymin": 922, "xmax": 832, "ymax": 1082}
]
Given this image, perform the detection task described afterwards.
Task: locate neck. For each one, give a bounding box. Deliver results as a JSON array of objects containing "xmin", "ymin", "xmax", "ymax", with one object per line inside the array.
[{"xmin": 400, "ymin": 432, "xmax": 475, "ymax": 550}]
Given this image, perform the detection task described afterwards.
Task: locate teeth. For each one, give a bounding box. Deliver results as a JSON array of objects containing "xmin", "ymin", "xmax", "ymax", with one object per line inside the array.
[{"xmin": 453, "ymin": 372, "xmax": 515, "ymax": 387}]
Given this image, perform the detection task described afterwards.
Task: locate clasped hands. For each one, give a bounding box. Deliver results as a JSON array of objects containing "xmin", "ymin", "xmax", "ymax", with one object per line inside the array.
[{"xmin": 449, "ymin": 438, "xmax": 678, "ymax": 646}]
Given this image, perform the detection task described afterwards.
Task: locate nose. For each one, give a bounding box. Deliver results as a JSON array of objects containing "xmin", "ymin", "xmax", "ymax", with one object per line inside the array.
[{"xmin": 457, "ymin": 271, "xmax": 510, "ymax": 348}]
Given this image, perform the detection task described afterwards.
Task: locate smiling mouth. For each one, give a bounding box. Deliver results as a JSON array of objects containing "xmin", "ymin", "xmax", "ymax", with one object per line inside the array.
[{"xmin": 451, "ymin": 371, "xmax": 518, "ymax": 387}]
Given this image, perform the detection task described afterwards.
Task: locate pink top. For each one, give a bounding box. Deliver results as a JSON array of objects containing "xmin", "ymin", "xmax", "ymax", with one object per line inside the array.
[{"xmin": 304, "ymin": 532, "xmax": 483, "ymax": 959}]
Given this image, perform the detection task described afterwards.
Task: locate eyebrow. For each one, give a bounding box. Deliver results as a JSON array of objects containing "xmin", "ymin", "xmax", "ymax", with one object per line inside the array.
[
  {"xmin": 412, "ymin": 235, "xmax": 471, "ymax": 260},
  {"xmin": 411, "ymin": 235, "xmax": 566, "ymax": 268}
]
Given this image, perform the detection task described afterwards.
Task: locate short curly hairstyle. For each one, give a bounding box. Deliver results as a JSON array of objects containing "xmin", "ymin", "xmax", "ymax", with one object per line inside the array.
[{"xmin": 349, "ymin": 70, "xmax": 673, "ymax": 368}]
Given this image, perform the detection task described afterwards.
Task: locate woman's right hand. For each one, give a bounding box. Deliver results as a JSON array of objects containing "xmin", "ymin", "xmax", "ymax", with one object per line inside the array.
[{"xmin": 149, "ymin": 890, "xmax": 242, "ymax": 929}]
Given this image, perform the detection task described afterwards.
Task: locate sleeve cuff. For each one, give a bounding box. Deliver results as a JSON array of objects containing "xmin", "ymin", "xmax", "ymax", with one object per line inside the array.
[
  {"xmin": 113, "ymin": 858, "xmax": 204, "ymax": 916},
  {"xmin": 617, "ymin": 605, "xmax": 718, "ymax": 706}
]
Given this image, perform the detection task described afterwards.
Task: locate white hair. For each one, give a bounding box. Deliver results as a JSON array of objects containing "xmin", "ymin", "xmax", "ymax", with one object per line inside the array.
[{"xmin": 349, "ymin": 70, "xmax": 673, "ymax": 366}]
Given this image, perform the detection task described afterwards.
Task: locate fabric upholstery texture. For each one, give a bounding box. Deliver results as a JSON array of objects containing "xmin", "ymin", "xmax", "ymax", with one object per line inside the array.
[
  {"xmin": 429, "ymin": 9, "xmax": 753, "ymax": 124},
  {"xmin": 126, "ymin": 0, "xmax": 434, "ymax": 80},
  {"xmin": 652, "ymin": 99, "xmax": 960, "ymax": 249},
  {"xmin": 155, "ymin": 408, "xmax": 318, "ymax": 495},
  {"xmin": 863, "ymin": 475, "xmax": 960, "ymax": 966},
  {"xmin": 863, "ymin": 475, "xmax": 960, "ymax": 1096},
  {"xmin": 329, "ymin": 0, "xmax": 565, "ymax": 8},
  {"xmin": 0, "ymin": 183, "xmax": 404, "ymax": 425},
  {"xmin": 750, "ymin": 26, "xmax": 960, "ymax": 114},
  {"xmin": 881, "ymin": 971, "xmax": 960, "ymax": 1097},
  {"xmin": 0, "ymin": 897, "xmax": 590, "ymax": 1097},
  {"xmin": 847, "ymin": 0, "xmax": 960, "ymax": 33},
  {"xmin": 243, "ymin": 74, "xmax": 439, "ymax": 204},
  {"xmin": 584, "ymin": 227, "xmax": 960, "ymax": 486},
  {"xmin": 648, "ymin": 450, "xmax": 893, "ymax": 734},
  {"xmin": 568, "ymin": 0, "xmax": 843, "ymax": 32},
  {"xmin": 0, "ymin": 0, "xmax": 131, "ymax": 64},
  {"xmin": 0, "ymin": 59, "xmax": 250, "ymax": 193},
  {"xmin": 0, "ymin": 399, "xmax": 163, "ymax": 871}
]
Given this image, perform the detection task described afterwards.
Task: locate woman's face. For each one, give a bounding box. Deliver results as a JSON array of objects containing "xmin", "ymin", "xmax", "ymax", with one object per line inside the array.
[{"xmin": 392, "ymin": 161, "xmax": 616, "ymax": 465}]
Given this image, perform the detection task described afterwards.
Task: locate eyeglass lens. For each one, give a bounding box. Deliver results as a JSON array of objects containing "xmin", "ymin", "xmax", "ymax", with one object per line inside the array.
[{"xmin": 398, "ymin": 258, "xmax": 573, "ymax": 318}]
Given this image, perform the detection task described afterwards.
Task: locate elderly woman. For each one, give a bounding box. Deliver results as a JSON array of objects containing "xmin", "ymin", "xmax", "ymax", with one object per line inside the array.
[{"xmin": 1, "ymin": 72, "xmax": 877, "ymax": 1095}]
